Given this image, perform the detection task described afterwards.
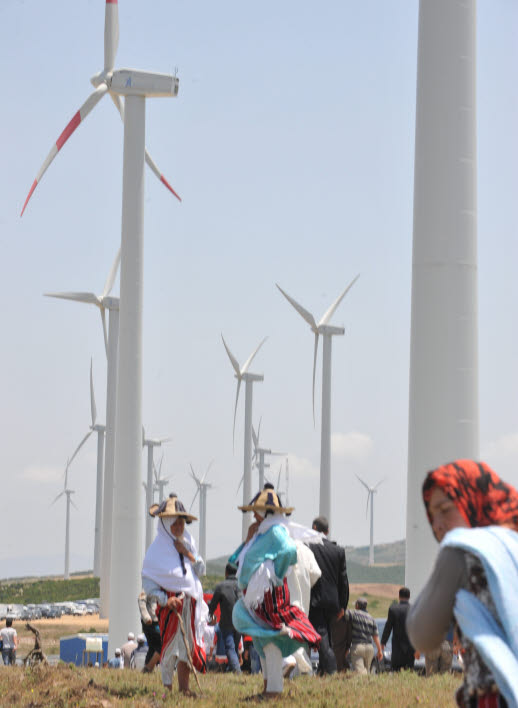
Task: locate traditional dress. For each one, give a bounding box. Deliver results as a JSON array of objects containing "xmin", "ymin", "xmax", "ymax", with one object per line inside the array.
[
  {"xmin": 409, "ymin": 460, "xmax": 518, "ymax": 708},
  {"xmin": 230, "ymin": 515, "xmax": 321, "ymax": 664},
  {"xmin": 142, "ymin": 515, "xmax": 207, "ymax": 687}
]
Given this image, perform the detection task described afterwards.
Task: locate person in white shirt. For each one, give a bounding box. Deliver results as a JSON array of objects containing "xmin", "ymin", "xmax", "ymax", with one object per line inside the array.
[{"xmin": 1, "ymin": 619, "xmax": 18, "ymax": 666}]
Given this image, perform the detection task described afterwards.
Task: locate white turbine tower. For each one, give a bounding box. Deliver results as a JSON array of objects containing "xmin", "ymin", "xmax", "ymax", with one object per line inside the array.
[
  {"xmin": 252, "ymin": 423, "xmax": 285, "ymax": 490},
  {"xmin": 143, "ymin": 430, "xmax": 171, "ymax": 550},
  {"xmin": 45, "ymin": 248, "xmax": 120, "ymax": 618},
  {"xmin": 189, "ymin": 462, "xmax": 213, "ymax": 565},
  {"xmin": 222, "ymin": 335, "xmax": 267, "ymax": 541},
  {"xmin": 355, "ymin": 475, "xmax": 384, "ymax": 566},
  {"xmin": 52, "ymin": 461, "xmax": 77, "ymax": 581},
  {"xmin": 407, "ymin": 0, "xmax": 479, "ymax": 596},
  {"xmin": 22, "ymin": 2, "xmax": 181, "ymax": 649},
  {"xmin": 276, "ymin": 276, "xmax": 359, "ymax": 527},
  {"xmin": 66, "ymin": 360, "xmax": 105, "ymax": 578},
  {"xmin": 154, "ymin": 456, "xmax": 170, "ymax": 504}
]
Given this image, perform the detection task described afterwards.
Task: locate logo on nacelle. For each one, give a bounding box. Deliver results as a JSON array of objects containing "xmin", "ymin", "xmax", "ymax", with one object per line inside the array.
[{"xmin": 125, "ymin": 76, "xmax": 132, "ymax": 88}]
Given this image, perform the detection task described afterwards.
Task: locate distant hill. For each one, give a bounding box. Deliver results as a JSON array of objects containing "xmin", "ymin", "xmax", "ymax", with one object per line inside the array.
[{"xmin": 207, "ymin": 540, "xmax": 406, "ymax": 586}]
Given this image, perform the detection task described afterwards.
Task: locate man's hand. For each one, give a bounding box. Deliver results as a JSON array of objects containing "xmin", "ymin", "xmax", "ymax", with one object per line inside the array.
[
  {"xmin": 336, "ymin": 608, "xmax": 345, "ymax": 621},
  {"xmin": 377, "ymin": 648, "xmax": 383, "ymax": 661},
  {"xmin": 174, "ymin": 538, "xmax": 195, "ymax": 563},
  {"xmin": 208, "ymin": 615, "xmax": 217, "ymax": 627},
  {"xmin": 144, "ymin": 619, "xmax": 152, "ymax": 626},
  {"xmin": 245, "ymin": 521, "xmax": 260, "ymax": 543},
  {"xmin": 166, "ymin": 595, "xmax": 183, "ymax": 612}
]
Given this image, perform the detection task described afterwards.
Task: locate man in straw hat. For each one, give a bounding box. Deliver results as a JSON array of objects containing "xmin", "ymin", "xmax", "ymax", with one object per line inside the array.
[
  {"xmin": 229, "ymin": 483, "xmax": 322, "ymax": 698},
  {"xmin": 142, "ymin": 494, "xmax": 207, "ymax": 696}
]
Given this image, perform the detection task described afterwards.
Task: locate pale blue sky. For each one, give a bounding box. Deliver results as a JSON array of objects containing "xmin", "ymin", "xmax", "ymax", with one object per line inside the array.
[{"xmin": 1, "ymin": 0, "xmax": 518, "ymax": 577}]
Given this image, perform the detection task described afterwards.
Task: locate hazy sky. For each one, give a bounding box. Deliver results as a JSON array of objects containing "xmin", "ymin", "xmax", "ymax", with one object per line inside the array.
[{"xmin": 1, "ymin": 0, "xmax": 518, "ymax": 578}]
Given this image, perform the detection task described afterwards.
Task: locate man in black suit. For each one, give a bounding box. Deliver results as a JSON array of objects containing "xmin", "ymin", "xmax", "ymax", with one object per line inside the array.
[
  {"xmin": 381, "ymin": 586, "xmax": 415, "ymax": 671},
  {"xmin": 308, "ymin": 516, "xmax": 349, "ymax": 675}
]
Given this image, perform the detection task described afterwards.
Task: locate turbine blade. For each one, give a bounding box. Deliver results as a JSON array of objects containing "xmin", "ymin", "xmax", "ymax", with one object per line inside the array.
[
  {"xmin": 100, "ymin": 308, "xmax": 108, "ymax": 357},
  {"xmin": 44, "ymin": 292, "xmax": 101, "ymax": 306},
  {"xmin": 21, "ymin": 84, "xmax": 109, "ymax": 216},
  {"xmin": 145, "ymin": 150, "xmax": 182, "ymax": 202},
  {"xmin": 189, "ymin": 486, "xmax": 200, "ymax": 512},
  {"xmin": 241, "ymin": 337, "xmax": 267, "ymax": 375},
  {"xmin": 221, "ymin": 335, "xmax": 241, "ymax": 376},
  {"xmin": 276, "ymin": 284, "xmax": 317, "ymax": 330},
  {"xmin": 252, "ymin": 424, "xmax": 258, "ymax": 451},
  {"xmin": 318, "ymin": 274, "xmax": 360, "ymax": 326},
  {"xmin": 236, "ymin": 474, "xmax": 244, "ymax": 495},
  {"xmin": 373, "ymin": 477, "xmax": 386, "ymax": 491},
  {"xmin": 102, "ymin": 247, "xmax": 121, "ymax": 297},
  {"xmin": 158, "ymin": 455, "xmax": 164, "ymax": 480},
  {"xmin": 201, "ymin": 459, "xmax": 214, "ymax": 485},
  {"xmin": 51, "ymin": 491, "xmax": 65, "ymax": 506},
  {"xmin": 312, "ymin": 332, "xmax": 319, "ymax": 425},
  {"xmin": 104, "ymin": 0, "xmax": 119, "ymax": 73},
  {"xmin": 257, "ymin": 417, "xmax": 262, "ymax": 447},
  {"xmin": 366, "ymin": 491, "xmax": 370, "ymax": 519},
  {"xmin": 71, "ymin": 498, "xmax": 79, "ymax": 511},
  {"xmin": 232, "ymin": 379, "xmax": 241, "ymax": 452},
  {"xmin": 276, "ymin": 466, "xmax": 282, "ymax": 490},
  {"xmin": 189, "ymin": 463, "xmax": 201, "ymax": 485},
  {"xmin": 69, "ymin": 430, "xmax": 93, "ymax": 466},
  {"xmin": 90, "ymin": 359, "xmax": 97, "ymax": 426},
  {"xmin": 109, "ymin": 93, "xmax": 181, "ymax": 201},
  {"xmin": 355, "ymin": 473, "xmax": 371, "ymax": 492}
]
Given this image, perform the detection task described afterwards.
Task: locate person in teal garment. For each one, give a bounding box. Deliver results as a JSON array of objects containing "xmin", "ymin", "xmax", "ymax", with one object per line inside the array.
[{"xmin": 229, "ymin": 484, "xmax": 321, "ymax": 698}]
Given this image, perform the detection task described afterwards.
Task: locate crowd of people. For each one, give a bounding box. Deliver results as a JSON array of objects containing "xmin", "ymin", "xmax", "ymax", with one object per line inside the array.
[
  {"xmin": 3, "ymin": 457, "xmax": 516, "ymax": 707},
  {"xmin": 138, "ymin": 460, "xmax": 518, "ymax": 707}
]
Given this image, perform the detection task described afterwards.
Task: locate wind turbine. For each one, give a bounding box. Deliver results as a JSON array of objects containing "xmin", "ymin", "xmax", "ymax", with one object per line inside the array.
[
  {"xmin": 44, "ymin": 248, "xmax": 120, "ymax": 619},
  {"xmin": 222, "ymin": 335, "xmax": 267, "ymax": 541},
  {"xmin": 22, "ymin": 1, "xmax": 181, "ymax": 651},
  {"xmin": 355, "ymin": 475, "xmax": 384, "ymax": 566},
  {"xmin": 276, "ymin": 276, "xmax": 359, "ymax": 526},
  {"xmin": 143, "ymin": 429, "xmax": 171, "ymax": 549},
  {"xmin": 407, "ymin": 0, "xmax": 479, "ymax": 596},
  {"xmin": 154, "ymin": 456, "xmax": 170, "ymax": 503},
  {"xmin": 252, "ymin": 423, "xmax": 285, "ymax": 490},
  {"xmin": 52, "ymin": 461, "xmax": 77, "ymax": 581},
  {"xmin": 189, "ymin": 462, "xmax": 213, "ymax": 565},
  {"xmin": 66, "ymin": 360, "xmax": 105, "ymax": 578}
]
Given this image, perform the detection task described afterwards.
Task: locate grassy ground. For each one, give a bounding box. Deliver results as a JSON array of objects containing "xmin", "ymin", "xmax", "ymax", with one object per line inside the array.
[
  {"xmin": 15, "ymin": 615, "xmax": 109, "ymax": 657},
  {"xmin": 0, "ymin": 663, "xmax": 461, "ymax": 707}
]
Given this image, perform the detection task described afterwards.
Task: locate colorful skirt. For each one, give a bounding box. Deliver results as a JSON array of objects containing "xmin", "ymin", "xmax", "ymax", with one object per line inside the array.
[
  {"xmin": 233, "ymin": 578, "xmax": 321, "ymax": 658},
  {"xmin": 157, "ymin": 592, "xmax": 206, "ymax": 684}
]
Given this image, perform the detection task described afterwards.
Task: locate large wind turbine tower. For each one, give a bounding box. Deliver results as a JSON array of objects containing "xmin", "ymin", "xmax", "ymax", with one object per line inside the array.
[{"xmin": 407, "ymin": 0, "xmax": 479, "ymax": 595}]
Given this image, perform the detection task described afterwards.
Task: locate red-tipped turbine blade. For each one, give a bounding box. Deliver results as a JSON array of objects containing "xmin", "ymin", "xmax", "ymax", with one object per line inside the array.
[
  {"xmin": 104, "ymin": 0, "xmax": 119, "ymax": 73},
  {"xmin": 21, "ymin": 83, "xmax": 108, "ymax": 216},
  {"xmin": 109, "ymin": 93, "xmax": 181, "ymax": 202}
]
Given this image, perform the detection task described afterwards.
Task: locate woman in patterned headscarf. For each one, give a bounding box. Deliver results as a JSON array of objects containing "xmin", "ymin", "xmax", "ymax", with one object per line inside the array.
[
  {"xmin": 407, "ymin": 460, "xmax": 518, "ymax": 708},
  {"xmin": 229, "ymin": 483, "xmax": 322, "ymax": 699}
]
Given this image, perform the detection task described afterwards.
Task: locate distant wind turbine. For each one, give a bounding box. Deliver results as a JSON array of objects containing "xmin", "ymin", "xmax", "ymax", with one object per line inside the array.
[
  {"xmin": 355, "ymin": 475, "xmax": 384, "ymax": 566},
  {"xmin": 189, "ymin": 461, "xmax": 213, "ymax": 565},
  {"xmin": 276, "ymin": 276, "xmax": 359, "ymax": 527},
  {"xmin": 51, "ymin": 461, "xmax": 77, "ymax": 581},
  {"xmin": 45, "ymin": 248, "xmax": 120, "ymax": 618},
  {"xmin": 67, "ymin": 360, "xmax": 105, "ymax": 577},
  {"xmin": 153, "ymin": 456, "xmax": 170, "ymax": 503},
  {"xmin": 143, "ymin": 430, "xmax": 171, "ymax": 549},
  {"xmin": 222, "ymin": 335, "xmax": 267, "ymax": 541},
  {"xmin": 252, "ymin": 422, "xmax": 285, "ymax": 490}
]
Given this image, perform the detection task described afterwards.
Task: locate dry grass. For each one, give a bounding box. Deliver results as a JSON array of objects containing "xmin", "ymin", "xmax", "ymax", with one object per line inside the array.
[
  {"xmin": 0, "ymin": 664, "xmax": 461, "ymax": 707},
  {"xmin": 15, "ymin": 615, "xmax": 108, "ymax": 657}
]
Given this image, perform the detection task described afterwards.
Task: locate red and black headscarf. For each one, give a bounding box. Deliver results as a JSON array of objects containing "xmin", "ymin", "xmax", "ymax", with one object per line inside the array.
[{"xmin": 423, "ymin": 459, "xmax": 518, "ymax": 531}]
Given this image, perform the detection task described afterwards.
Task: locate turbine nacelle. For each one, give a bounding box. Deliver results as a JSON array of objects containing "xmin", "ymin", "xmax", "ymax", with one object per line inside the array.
[{"xmin": 109, "ymin": 69, "xmax": 179, "ymax": 98}]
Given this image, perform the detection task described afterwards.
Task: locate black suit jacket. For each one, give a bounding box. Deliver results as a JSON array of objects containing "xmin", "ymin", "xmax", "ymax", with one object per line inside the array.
[
  {"xmin": 381, "ymin": 601, "xmax": 414, "ymax": 665},
  {"xmin": 308, "ymin": 537, "xmax": 349, "ymax": 615}
]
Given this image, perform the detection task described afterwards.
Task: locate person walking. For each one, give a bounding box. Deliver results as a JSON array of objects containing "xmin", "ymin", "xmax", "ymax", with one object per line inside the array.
[
  {"xmin": 308, "ymin": 516, "xmax": 349, "ymax": 675},
  {"xmin": 346, "ymin": 598, "xmax": 383, "ymax": 675},
  {"xmin": 142, "ymin": 494, "xmax": 207, "ymax": 697},
  {"xmin": 130, "ymin": 634, "xmax": 149, "ymax": 670},
  {"xmin": 407, "ymin": 460, "xmax": 518, "ymax": 708},
  {"xmin": 208, "ymin": 564, "xmax": 241, "ymax": 673},
  {"xmin": 138, "ymin": 588, "xmax": 161, "ymax": 672},
  {"xmin": 381, "ymin": 587, "xmax": 415, "ymax": 671},
  {"xmin": 229, "ymin": 484, "xmax": 321, "ymax": 699},
  {"xmin": 120, "ymin": 632, "xmax": 137, "ymax": 668},
  {"xmin": 0, "ymin": 618, "xmax": 18, "ymax": 666}
]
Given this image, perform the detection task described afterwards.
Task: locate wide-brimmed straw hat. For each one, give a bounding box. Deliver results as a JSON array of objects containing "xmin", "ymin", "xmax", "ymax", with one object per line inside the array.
[
  {"xmin": 239, "ymin": 483, "xmax": 294, "ymax": 515},
  {"xmin": 149, "ymin": 493, "xmax": 197, "ymax": 523}
]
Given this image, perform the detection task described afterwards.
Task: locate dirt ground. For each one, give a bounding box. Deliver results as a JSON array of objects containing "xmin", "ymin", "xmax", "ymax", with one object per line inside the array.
[{"xmin": 350, "ymin": 583, "xmax": 400, "ymax": 599}]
